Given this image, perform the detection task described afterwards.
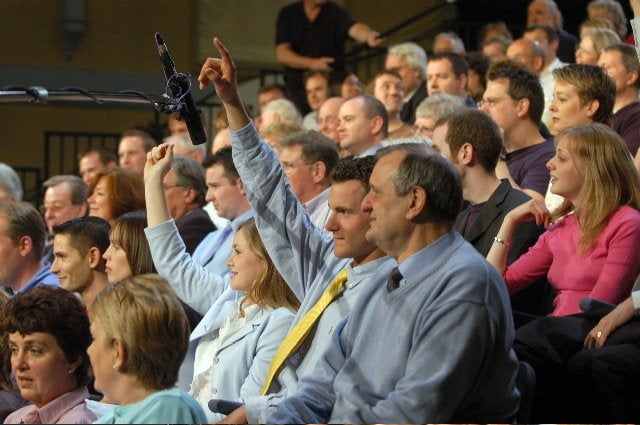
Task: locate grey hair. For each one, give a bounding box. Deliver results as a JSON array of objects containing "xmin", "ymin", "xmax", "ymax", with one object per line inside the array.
[
  {"xmin": 388, "ymin": 42, "xmax": 428, "ymax": 77},
  {"xmin": 262, "ymin": 98, "xmax": 303, "ymax": 125},
  {"xmin": 0, "ymin": 163, "xmax": 23, "ymax": 202},
  {"xmin": 163, "ymin": 133, "xmax": 207, "ymax": 162},
  {"xmin": 415, "ymin": 93, "xmax": 467, "ymax": 121},
  {"xmin": 43, "ymin": 175, "xmax": 88, "ymax": 205},
  {"xmin": 171, "ymin": 155, "xmax": 207, "ymax": 207}
]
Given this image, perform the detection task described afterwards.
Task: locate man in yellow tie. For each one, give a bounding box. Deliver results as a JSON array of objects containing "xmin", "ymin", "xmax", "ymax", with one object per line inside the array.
[{"xmin": 199, "ymin": 39, "xmax": 392, "ymax": 424}]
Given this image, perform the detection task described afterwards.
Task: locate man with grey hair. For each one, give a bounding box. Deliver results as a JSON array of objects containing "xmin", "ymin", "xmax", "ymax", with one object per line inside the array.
[
  {"xmin": 164, "ymin": 133, "xmax": 207, "ymax": 164},
  {"xmin": 41, "ymin": 175, "xmax": 88, "ymax": 262},
  {"xmin": 277, "ymin": 130, "xmax": 338, "ymax": 228},
  {"xmin": 599, "ymin": 43, "xmax": 640, "ymax": 156},
  {"xmin": 526, "ymin": 0, "xmax": 578, "ymax": 63},
  {"xmin": 0, "ymin": 202, "xmax": 59, "ymax": 294},
  {"xmin": 385, "ymin": 42, "xmax": 428, "ymax": 124},
  {"xmin": 414, "ymin": 93, "xmax": 467, "ymax": 140},
  {"xmin": 433, "ymin": 31, "xmax": 467, "ymax": 55},
  {"xmin": 0, "ymin": 163, "xmax": 23, "ymax": 204},
  {"xmin": 259, "ymin": 98, "xmax": 303, "ymax": 131},
  {"xmin": 163, "ymin": 155, "xmax": 216, "ymax": 254}
]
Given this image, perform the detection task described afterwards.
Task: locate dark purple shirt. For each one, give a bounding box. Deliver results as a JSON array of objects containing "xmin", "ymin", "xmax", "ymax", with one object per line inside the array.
[
  {"xmin": 504, "ymin": 138, "xmax": 555, "ymax": 197},
  {"xmin": 612, "ymin": 100, "xmax": 640, "ymax": 157}
]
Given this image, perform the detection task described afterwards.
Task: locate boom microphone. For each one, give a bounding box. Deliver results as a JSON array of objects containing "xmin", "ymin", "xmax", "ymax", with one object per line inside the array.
[
  {"xmin": 208, "ymin": 399, "xmax": 243, "ymax": 415},
  {"xmin": 155, "ymin": 32, "xmax": 207, "ymax": 145}
]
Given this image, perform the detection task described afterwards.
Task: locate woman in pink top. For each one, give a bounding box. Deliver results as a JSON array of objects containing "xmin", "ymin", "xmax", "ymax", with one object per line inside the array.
[
  {"xmin": 488, "ymin": 123, "xmax": 640, "ymax": 317},
  {"xmin": 3, "ymin": 286, "xmax": 96, "ymax": 424}
]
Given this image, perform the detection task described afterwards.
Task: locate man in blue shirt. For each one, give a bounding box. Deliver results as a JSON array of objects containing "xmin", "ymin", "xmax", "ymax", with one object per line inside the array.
[{"xmin": 0, "ymin": 202, "xmax": 59, "ymax": 295}]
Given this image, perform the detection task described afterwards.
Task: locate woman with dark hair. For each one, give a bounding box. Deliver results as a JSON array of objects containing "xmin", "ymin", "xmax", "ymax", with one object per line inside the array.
[
  {"xmin": 102, "ymin": 211, "xmax": 154, "ymax": 283},
  {"xmin": 0, "ymin": 291, "xmax": 27, "ymax": 422},
  {"xmin": 3, "ymin": 286, "xmax": 95, "ymax": 424},
  {"xmin": 87, "ymin": 167, "xmax": 145, "ymax": 226}
]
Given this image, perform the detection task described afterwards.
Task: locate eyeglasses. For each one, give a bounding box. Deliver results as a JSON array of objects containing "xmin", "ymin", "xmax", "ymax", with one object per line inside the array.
[{"xmin": 479, "ymin": 97, "xmax": 507, "ymax": 108}]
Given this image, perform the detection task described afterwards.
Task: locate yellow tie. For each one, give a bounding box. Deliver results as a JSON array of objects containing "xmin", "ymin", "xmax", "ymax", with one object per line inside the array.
[{"xmin": 260, "ymin": 267, "xmax": 350, "ymax": 395}]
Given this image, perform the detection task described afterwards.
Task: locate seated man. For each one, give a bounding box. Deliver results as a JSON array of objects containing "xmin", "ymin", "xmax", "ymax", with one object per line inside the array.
[
  {"xmin": 270, "ymin": 142, "xmax": 520, "ymax": 423},
  {"xmin": 432, "ymin": 109, "xmax": 549, "ymax": 315},
  {"xmin": 276, "ymin": 130, "xmax": 338, "ymax": 229},
  {"xmin": 0, "ymin": 202, "xmax": 59, "ymax": 294},
  {"xmin": 161, "ymin": 155, "xmax": 216, "ymax": 254},
  {"xmin": 78, "ymin": 148, "xmax": 117, "ymax": 186},
  {"xmin": 51, "ymin": 216, "xmax": 110, "ymax": 308}
]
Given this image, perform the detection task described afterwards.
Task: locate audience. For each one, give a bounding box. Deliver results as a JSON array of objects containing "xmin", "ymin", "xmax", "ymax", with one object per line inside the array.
[
  {"xmin": 316, "ymin": 96, "xmax": 346, "ymax": 154},
  {"xmin": 466, "ymin": 51, "xmax": 490, "ymax": 103},
  {"xmin": 482, "ymin": 36, "xmax": 511, "ymax": 63},
  {"xmin": 87, "ymin": 166, "xmax": 145, "ymax": 226},
  {"xmin": 385, "ymin": 42, "xmax": 428, "ymax": 124},
  {"xmin": 598, "ymin": 43, "xmax": 640, "ymax": 156},
  {"xmin": 523, "ymin": 24, "xmax": 567, "ymax": 128},
  {"xmin": 575, "ymin": 27, "xmax": 621, "ymax": 65},
  {"xmin": 40, "ymin": 175, "xmax": 88, "ymax": 262},
  {"xmin": 259, "ymin": 98, "xmax": 303, "ymax": 131},
  {"xmin": 164, "ymin": 133, "xmax": 207, "ymax": 164},
  {"xmin": 301, "ymin": 71, "xmax": 331, "ymax": 130},
  {"xmin": 340, "ymin": 73, "xmax": 364, "ymax": 98},
  {"xmin": 161, "ymin": 155, "xmax": 216, "ymax": 254},
  {"xmin": 337, "ymin": 94, "xmax": 388, "ymax": 157},
  {"xmin": 427, "ymin": 51, "xmax": 476, "ymax": 107},
  {"xmin": 369, "ymin": 70, "xmax": 414, "ymax": 139},
  {"xmin": 587, "ymin": 0, "xmax": 629, "ymax": 41},
  {"xmin": 526, "ymin": 0, "xmax": 578, "ymax": 63},
  {"xmin": 432, "ymin": 31, "xmax": 467, "ymax": 55},
  {"xmin": 0, "ymin": 163, "xmax": 23, "ymax": 204},
  {"xmin": 117, "ymin": 128, "xmax": 156, "ymax": 175},
  {"xmin": 506, "ymin": 37, "xmax": 546, "ymax": 76},
  {"xmin": 103, "ymin": 211, "xmax": 154, "ymax": 285},
  {"xmin": 276, "ymin": 130, "xmax": 338, "ymax": 228},
  {"xmin": 51, "ymin": 216, "xmax": 111, "ymax": 308},
  {"xmin": 3, "ymin": 286, "xmax": 96, "ymax": 424},
  {"xmin": 0, "ymin": 291, "xmax": 26, "ymax": 422},
  {"xmin": 0, "ymin": 202, "xmax": 59, "ymax": 295},
  {"xmin": 482, "ymin": 60, "xmax": 555, "ymax": 202},
  {"xmin": 77, "ymin": 148, "xmax": 118, "ymax": 187},
  {"xmin": 413, "ymin": 92, "xmax": 467, "ymax": 140},
  {"xmin": 201, "ymin": 36, "xmax": 519, "ymax": 425},
  {"xmin": 545, "ymin": 63, "xmax": 616, "ymax": 210},
  {"xmin": 88, "ymin": 274, "xmax": 207, "ymax": 423}
]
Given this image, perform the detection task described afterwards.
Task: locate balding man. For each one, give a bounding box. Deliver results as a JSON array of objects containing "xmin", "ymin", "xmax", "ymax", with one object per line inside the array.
[
  {"xmin": 507, "ymin": 38, "xmax": 545, "ymax": 76},
  {"xmin": 337, "ymin": 94, "xmax": 388, "ymax": 157}
]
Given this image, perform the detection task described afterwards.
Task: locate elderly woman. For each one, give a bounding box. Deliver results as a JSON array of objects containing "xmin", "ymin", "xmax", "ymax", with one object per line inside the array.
[
  {"xmin": 87, "ymin": 167, "xmax": 145, "ymax": 226},
  {"xmin": 3, "ymin": 286, "xmax": 95, "ymax": 424},
  {"xmin": 88, "ymin": 274, "xmax": 207, "ymax": 424}
]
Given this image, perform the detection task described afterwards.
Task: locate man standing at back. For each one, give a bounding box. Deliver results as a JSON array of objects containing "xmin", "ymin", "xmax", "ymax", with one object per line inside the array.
[
  {"xmin": 275, "ymin": 0, "xmax": 382, "ymax": 115},
  {"xmin": 427, "ymin": 52, "xmax": 477, "ymax": 107},
  {"xmin": 198, "ymin": 37, "xmax": 391, "ymax": 424},
  {"xmin": 0, "ymin": 202, "xmax": 59, "ymax": 295}
]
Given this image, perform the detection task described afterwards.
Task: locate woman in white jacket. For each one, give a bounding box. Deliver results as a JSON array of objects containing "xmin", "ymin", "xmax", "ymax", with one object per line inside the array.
[{"xmin": 188, "ymin": 218, "xmax": 299, "ymax": 422}]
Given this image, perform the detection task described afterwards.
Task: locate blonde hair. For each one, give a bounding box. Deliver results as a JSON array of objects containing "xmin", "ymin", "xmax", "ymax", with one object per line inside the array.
[
  {"xmin": 552, "ymin": 124, "xmax": 640, "ymax": 251},
  {"xmin": 236, "ymin": 219, "xmax": 299, "ymax": 315},
  {"xmin": 90, "ymin": 274, "xmax": 189, "ymax": 390}
]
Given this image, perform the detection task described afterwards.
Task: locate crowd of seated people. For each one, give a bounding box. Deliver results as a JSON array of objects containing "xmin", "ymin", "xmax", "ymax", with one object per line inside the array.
[{"xmin": 2, "ymin": 0, "xmax": 640, "ymax": 423}]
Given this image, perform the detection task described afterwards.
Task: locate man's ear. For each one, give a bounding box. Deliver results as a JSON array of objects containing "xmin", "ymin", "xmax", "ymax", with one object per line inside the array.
[
  {"xmin": 405, "ymin": 186, "xmax": 427, "ymax": 221},
  {"xmin": 17, "ymin": 236, "xmax": 33, "ymax": 258},
  {"xmin": 87, "ymin": 247, "xmax": 102, "ymax": 269}
]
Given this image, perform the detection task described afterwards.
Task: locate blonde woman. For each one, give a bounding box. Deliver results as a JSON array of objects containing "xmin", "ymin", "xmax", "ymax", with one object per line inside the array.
[
  {"xmin": 488, "ymin": 124, "xmax": 640, "ymax": 320},
  {"xmin": 188, "ymin": 218, "xmax": 299, "ymax": 422},
  {"xmin": 88, "ymin": 274, "xmax": 206, "ymax": 424}
]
